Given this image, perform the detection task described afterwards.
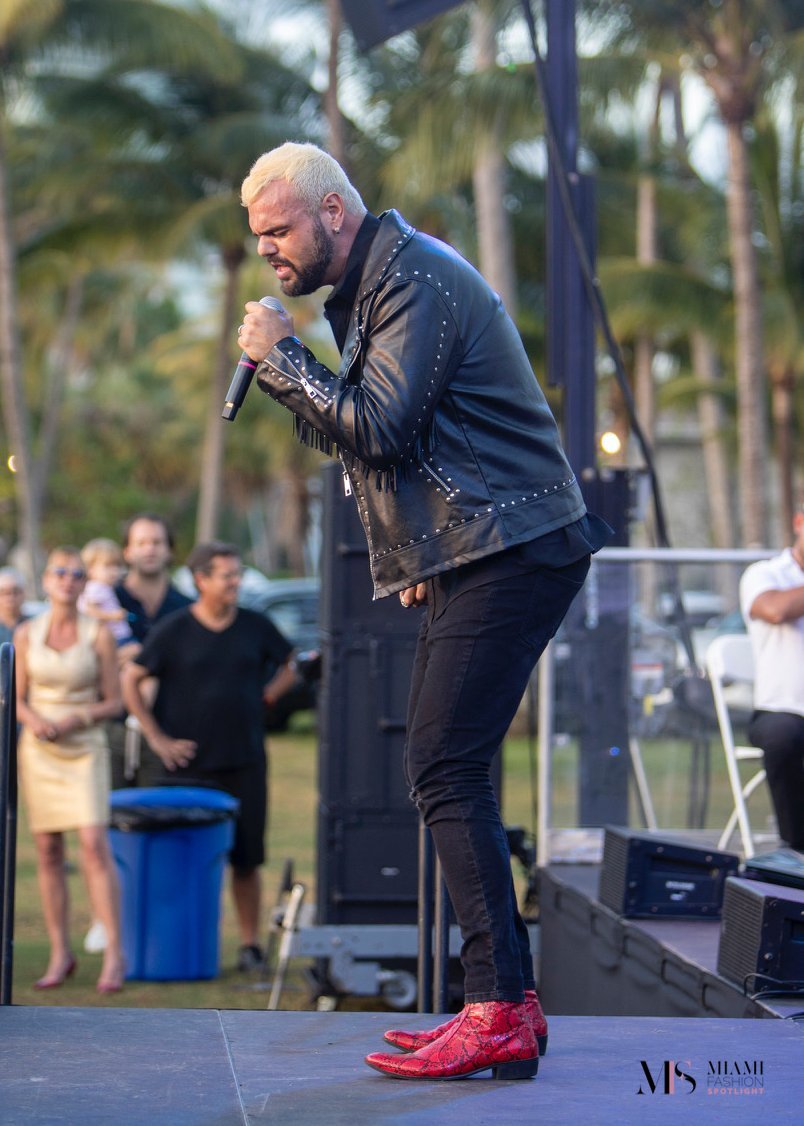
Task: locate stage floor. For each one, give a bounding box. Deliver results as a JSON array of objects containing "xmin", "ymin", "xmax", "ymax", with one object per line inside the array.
[{"xmin": 1, "ymin": 1007, "xmax": 802, "ymax": 1124}]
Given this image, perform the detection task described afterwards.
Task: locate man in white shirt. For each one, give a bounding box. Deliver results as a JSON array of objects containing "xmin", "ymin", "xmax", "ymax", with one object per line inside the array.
[{"xmin": 739, "ymin": 504, "xmax": 804, "ymax": 849}]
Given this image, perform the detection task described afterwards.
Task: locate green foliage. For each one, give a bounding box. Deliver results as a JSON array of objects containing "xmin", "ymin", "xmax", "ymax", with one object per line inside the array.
[
  {"xmin": 0, "ymin": 0, "xmax": 801, "ymax": 560},
  {"xmin": 598, "ymin": 258, "xmax": 730, "ymax": 343}
]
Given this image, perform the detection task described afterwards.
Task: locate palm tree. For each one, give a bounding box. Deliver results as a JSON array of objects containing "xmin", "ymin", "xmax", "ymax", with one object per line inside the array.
[
  {"xmin": 598, "ymin": 0, "xmax": 804, "ymax": 545},
  {"xmin": 8, "ymin": 1, "xmax": 323, "ymax": 547},
  {"xmin": 470, "ymin": 0, "xmax": 518, "ymax": 313},
  {"xmin": 324, "ymin": 0, "xmax": 349, "ymax": 165},
  {"xmin": 0, "ymin": 124, "xmax": 36, "ymax": 584},
  {"xmin": 0, "ymin": 0, "xmax": 239, "ymax": 584},
  {"xmin": 356, "ymin": 4, "xmax": 541, "ymax": 267},
  {"xmin": 750, "ymin": 104, "xmax": 803, "ymax": 534},
  {"xmin": 136, "ymin": 35, "xmax": 320, "ymax": 541},
  {"xmin": 566, "ymin": 28, "xmax": 739, "ymax": 546}
]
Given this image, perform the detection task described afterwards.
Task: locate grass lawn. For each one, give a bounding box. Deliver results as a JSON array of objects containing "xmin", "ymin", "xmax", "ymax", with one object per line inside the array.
[
  {"xmin": 10, "ymin": 718, "xmax": 321, "ymax": 1014},
  {"xmin": 9, "ymin": 714, "xmax": 769, "ymax": 1012}
]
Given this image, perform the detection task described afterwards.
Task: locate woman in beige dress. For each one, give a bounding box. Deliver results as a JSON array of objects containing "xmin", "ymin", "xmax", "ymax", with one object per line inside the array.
[{"xmin": 16, "ymin": 546, "xmax": 125, "ymax": 992}]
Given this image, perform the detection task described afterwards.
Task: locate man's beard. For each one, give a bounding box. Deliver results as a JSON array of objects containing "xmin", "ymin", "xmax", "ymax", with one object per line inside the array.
[{"xmin": 278, "ymin": 215, "xmax": 334, "ymax": 297}]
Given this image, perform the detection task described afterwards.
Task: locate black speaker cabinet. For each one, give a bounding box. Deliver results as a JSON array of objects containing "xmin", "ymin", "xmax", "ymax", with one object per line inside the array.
[
  {"xmin": 319, "ymin": 462, "xmax": 422, "ymax": 639},
  {"xmin": 317, "ymin": 808, "xmax": 421, "ymax": 926},
  {"xmin": 598, "ymin": 826, "xmax": 739, "ymax": 918},
  {"xmin": 316, "ymin": 462, "xmax": 500, "ymax": 925},
  {"xmin": 717, "ymin": 876, "xmax": 804, "ymax": 992}
]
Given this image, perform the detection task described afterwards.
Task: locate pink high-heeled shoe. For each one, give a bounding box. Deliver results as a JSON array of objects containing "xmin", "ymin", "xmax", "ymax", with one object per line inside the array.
[
  {"xmin": 34, "ymin": 956, "xmax": 77, "ymax": 990},
  {"xmin": 96, "ymin": 979, "xmax": 123, "ymax": 995},
  {"xmin": 96, "ymin": 959, "xmax": 125, "ymax": 994}
]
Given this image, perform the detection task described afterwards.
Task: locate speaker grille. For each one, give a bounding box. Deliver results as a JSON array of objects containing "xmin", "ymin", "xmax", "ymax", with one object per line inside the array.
[
  {"xmin": 599, "ymin": 829, "xmax": 629, "ymax": 911},
  {"xmin": 717, "ymin": 879, "xmax": 764, "ymax": 986}
]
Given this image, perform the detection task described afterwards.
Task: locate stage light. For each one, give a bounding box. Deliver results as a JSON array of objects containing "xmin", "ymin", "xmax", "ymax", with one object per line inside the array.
[{"xmin": 599, "ymin": 431, "xmax": 621, "ymax": 456}]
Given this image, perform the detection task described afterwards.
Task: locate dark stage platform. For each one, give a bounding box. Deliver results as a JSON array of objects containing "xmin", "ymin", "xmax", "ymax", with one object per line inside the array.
[{"xmin": 1, "ymin": 1007, "xmax": 802, "ymax": 1123}]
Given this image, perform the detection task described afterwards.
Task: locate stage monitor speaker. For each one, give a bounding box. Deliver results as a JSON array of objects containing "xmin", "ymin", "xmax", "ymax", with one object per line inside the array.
[
  {"xmin": 340, "ymin": 0, "xmax": 463, "ymax": 51},
  {"xmin": 717, "ymin": 876, "xmax": 804, "ymax": 993},
  {"xmin": 743, "ymin": 848, "xmax": 804, "ymax": 893},
  {"xmin": 598, "ymin": 826, "xmax": 739, "ymax": 918}
]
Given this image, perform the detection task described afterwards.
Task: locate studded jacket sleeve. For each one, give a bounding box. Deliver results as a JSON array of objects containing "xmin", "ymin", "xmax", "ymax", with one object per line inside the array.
[{"xmin": 256, "ymin": 278, "xmax": 463, "ymax": 471}]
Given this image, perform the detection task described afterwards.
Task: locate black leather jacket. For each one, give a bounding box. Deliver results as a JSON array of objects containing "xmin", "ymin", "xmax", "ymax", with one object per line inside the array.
[{"xmin": 257, "ymin": 210, "xmax": 586, "ymax": 598}]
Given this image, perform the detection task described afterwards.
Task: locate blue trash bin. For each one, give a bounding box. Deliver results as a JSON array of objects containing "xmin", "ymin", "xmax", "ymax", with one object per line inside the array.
[{"xmin": 109, "ymin": 787, "xmax": 239, "ymax": 981}]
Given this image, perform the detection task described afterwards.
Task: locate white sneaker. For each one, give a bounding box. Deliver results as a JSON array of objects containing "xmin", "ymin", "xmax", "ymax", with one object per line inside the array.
[{"xmin": 83, "ymin": 920, "xmax": 108, "ymax": 953}]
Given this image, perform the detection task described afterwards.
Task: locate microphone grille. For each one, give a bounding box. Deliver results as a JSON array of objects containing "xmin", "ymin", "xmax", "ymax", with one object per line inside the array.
[{"xmin": 259, "ymin": 296, "xmax": 286, "ymax": 313}]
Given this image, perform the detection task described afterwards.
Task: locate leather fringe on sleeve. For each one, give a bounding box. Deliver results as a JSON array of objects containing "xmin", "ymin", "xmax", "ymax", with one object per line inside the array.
[{"xmin": 292, "ymin": 413, "xmax": 439, "ymax": 493}]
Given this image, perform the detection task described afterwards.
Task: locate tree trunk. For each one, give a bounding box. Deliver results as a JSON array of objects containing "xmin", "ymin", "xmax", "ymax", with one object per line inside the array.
[
  {"xmin": 769, "ymin": 363, "xmax": 795, "ymax": 536},
  {"xmin": 671, "ymin": 72, "xmax": 736, "ymax": 550},
  {"xmin": 691, "ymin": 331, "xmax": 734, "ymax": 551},
  {"xmin": 724, "ymin": 119, "xmax": 769, "ymax": 547},
  {"xmin": 633, "ymin": 76, "xmax": 662, "ymax": 455},
  {"xmin": 274, "ymin": 454, "xmax": 310, "ymax": 577},
  {"xmin": 0, "ymin": 125, "xmax": 41, "ymax": 592},
  {"xmin": 470, "ymin": 2, "xmax": 517, "ymax": 314},
  {"xmin": 634, "ymin": 175, "xmax": 657, "ymax": 450},
  {"xmin": 196, "ymin": 249, "xmax": 243, "ymax": 542},
  {"xmin": 325, "ymin": 0, "xmax": 347, "ymax": 168},
  {"xmin": 32, "ymin": 273, "xmax": 85, "ymax": 516}
]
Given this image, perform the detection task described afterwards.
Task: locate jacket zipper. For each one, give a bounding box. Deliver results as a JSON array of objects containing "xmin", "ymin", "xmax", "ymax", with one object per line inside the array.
[
  {"xmin": 298, "ymin": 373, "xmax": 326, "ymax": 402},
  {"xmin": 423, "ymin": 462, "xmax": 454, "ymax": 498}
]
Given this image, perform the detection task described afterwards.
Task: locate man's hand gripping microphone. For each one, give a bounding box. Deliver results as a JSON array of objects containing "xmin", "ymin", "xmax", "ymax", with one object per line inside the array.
[{"xmin": 222, "ymin": 296, "xmax": 286, "ymax": 421}]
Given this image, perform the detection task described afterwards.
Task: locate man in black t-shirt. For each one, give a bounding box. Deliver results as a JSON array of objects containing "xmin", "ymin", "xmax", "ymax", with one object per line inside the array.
[{"xmin": 122, "ymin": 541, "xmax": 297, "ymax": 972}]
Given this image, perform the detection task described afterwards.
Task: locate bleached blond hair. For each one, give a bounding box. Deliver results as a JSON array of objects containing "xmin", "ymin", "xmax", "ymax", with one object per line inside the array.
[{"xmin": 240, "ymin": 142, "xmax": 366, "ymax": 216}]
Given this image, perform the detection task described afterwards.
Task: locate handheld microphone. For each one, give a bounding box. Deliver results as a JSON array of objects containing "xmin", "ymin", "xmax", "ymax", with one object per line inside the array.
[{"xmin": 222, "ymin": 296, "xmax": 286, "ymax": 421}]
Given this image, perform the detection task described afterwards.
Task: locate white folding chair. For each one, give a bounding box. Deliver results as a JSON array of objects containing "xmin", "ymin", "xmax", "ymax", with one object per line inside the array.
[{"xmin": 705, "ymin": 633, "xmax": 773, "ymax": 858}]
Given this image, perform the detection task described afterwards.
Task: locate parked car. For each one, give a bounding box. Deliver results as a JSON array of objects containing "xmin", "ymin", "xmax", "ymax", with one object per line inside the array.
[
  {"xmin": 657, "ymin": 589, "xmax": 727, "ymax": 630},
  {"xmin": 252, "ymin": 578, "xmax": 321, "ymax": 731},
  {"xmin": 688, "ymin": 608, "xmax": 747, "ymax": 664},
  {"xmin": 243, "ymin": 576, "xmax": 320, "ymax": 655}
]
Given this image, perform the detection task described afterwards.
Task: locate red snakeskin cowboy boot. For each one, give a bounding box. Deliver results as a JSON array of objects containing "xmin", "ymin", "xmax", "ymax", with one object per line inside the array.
[
  {"xmin": 383, "ymin": 988, "xmax": 548, "ymax": 1056},
  {"xmin": 365, "ymin": 1000, "xmax": 539, "ymax": 1080}
]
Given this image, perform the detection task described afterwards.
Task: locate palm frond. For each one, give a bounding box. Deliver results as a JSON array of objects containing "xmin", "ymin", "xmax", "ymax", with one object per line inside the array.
[{"xmin": 598, "ymin": 257, "xmax": 729, "ymax": 341}]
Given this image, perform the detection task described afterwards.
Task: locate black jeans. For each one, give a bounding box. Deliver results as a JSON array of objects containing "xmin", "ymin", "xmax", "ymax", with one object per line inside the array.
[
  {"xmin": 748, "ymin": 710, "xmax": 804, "ymax": 849},
  {"xmin": 403, "ymin": 555, "xmax": 589, "ymax": 1002}
]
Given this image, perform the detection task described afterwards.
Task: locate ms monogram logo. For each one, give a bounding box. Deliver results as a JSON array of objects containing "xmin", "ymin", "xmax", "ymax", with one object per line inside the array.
[{"xmin": 637, "ymin": 1060, "xmax": 697, "ymax": 1095}]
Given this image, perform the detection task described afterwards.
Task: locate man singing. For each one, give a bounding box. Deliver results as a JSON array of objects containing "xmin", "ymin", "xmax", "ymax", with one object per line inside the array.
[{"xmin": 237, "ymin": 142, "xmax": 609, "ymax": 1080}]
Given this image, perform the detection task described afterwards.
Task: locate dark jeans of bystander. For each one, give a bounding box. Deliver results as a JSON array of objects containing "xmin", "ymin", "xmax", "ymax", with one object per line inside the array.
[{"xmin": 748, "ymin": 709, "xmax": 804, "ymax": 850}]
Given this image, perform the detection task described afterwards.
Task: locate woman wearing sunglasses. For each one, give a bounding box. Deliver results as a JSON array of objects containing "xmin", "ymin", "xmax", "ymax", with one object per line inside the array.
[{"xmin": 15, "ymin": 546, "xmax": 125, "ymax": 993}]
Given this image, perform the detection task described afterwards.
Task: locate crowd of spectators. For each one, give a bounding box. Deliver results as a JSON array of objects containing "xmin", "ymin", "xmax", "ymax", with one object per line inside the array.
[{"xmin": 9, "ymin": 515, "xmax": 298, "ymax": 989}]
